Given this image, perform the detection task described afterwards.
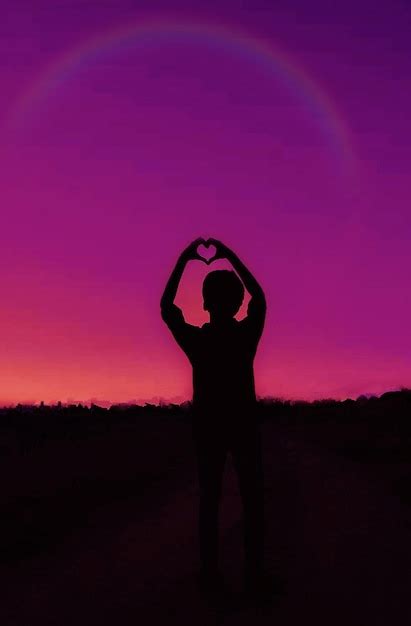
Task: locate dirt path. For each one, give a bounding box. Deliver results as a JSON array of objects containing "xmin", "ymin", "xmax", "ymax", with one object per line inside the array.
[{"xmin": 2, "ymin": 423, "xmax": 410, "ymax": 625}]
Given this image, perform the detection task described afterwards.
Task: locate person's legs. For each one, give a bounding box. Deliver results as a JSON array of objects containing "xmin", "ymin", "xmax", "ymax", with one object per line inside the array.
[
  {"xmin": 231, "ymin": 420, "xmax": 264, "ymax": 586},
  {"xmin": 193, "ymin": 422, "xmax": 227, "ymax": 582}
]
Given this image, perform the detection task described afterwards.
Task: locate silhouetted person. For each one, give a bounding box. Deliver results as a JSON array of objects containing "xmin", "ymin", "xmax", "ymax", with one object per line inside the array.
[{"xmin": 161, "ymin": 238, "xmax": 266, "ymax": 599}]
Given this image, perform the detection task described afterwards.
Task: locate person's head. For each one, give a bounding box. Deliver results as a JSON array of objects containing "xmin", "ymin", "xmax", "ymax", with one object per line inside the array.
[{"xmin": 202, "ymin": 270, "xmax": 244, "ymax": 319}]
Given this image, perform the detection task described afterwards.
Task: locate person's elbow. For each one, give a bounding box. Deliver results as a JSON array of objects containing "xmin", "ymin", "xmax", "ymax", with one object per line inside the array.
[
  {"xmin": 160, "ymin": 302, "xmax": 170, "ymax": 322},
  {"xmin": 258, "ymin": 297, "xmax": 267, "ymax": 319},
  {"xmin": 248, "ymin": 291, "xmax": 266, "ymax": 317},
  {"xmin": 161, "ymin": 299, "xmax": 179, "ymax": 324},
  {"xmin": 254, "ymin": 289, "xmax": 267, "ymax": 312}
]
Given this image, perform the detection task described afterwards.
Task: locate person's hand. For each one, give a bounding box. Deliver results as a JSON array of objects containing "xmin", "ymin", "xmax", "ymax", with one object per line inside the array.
[
  {"xmin": 205, "ymin": 238, "xmax": 235, "ymax": 263},
  {"xmin": 180, "ymin": 238, "xmax": 207, "ymax": 262}
]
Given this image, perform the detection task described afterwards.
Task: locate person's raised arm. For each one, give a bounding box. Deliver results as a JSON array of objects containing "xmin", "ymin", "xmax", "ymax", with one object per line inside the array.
[
  {"xmin": 207, "ymin": 238, "xmax": 267, "ymax": 318},
  {"xmin": 160, "ymin": 238, "xmax": 205, "ymax": 318}
]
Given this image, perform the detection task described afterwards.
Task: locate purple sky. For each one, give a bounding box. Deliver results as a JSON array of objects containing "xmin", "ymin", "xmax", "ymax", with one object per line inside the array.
[{"xmin": 0, "ymin": 0, "xmax": 410, "ymax": 404}]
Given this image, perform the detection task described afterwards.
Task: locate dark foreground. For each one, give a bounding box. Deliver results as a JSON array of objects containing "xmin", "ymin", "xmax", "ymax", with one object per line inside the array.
[{"xmin": 0, "ymin": 398, "xmax": 410, "ymax": 625}]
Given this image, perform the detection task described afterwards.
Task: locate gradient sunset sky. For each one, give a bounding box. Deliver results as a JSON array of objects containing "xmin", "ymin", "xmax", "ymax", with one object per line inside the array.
[{"xmin": 1, "ymin": 0, "xmax": 410, "ymax": 405}]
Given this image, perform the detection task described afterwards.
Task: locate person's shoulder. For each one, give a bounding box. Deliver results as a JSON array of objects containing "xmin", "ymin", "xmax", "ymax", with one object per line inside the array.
[{"xmin": 237, "ymin": 315, "xmax": 258, "ymax": 336}]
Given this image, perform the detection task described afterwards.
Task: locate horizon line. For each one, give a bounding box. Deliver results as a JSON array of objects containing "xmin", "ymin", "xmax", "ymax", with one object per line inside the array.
[{"xmin": 0, "ymin": 387, "xmax": 409, "ymax": 409}]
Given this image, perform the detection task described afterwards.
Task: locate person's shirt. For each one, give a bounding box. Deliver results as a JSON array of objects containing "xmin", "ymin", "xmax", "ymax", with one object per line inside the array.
[{"xmin": 162, "ymin": 299, "xmax": 265, "ymax": 413}]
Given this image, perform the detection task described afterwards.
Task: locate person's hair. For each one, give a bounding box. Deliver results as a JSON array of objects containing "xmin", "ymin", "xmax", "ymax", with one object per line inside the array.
[{"xmin": 202, "ymin": 270, "xmax": 244, "ymax": 317}]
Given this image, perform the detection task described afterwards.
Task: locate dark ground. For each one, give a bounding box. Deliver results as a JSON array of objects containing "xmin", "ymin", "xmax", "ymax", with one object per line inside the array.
[{"xmin": 0, "ymin": 398, "xmax": 410, "ymax": 625}]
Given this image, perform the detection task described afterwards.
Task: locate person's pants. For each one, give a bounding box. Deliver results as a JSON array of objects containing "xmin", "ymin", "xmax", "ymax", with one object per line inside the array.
[{"xmin": 192, "ymin": 416, "xmax": 264, "ymax": 581}]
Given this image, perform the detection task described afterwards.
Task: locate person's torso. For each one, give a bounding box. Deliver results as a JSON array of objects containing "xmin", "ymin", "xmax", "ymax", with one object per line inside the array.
[{"xmin": 188, "ymin": 320, "xmax": 257, "ymax": 410}]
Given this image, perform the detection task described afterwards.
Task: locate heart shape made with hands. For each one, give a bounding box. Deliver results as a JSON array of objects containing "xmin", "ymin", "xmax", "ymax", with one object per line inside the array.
[{"xmin": 197, "ymin": 241, "xmax": 217, "ymax": 265}]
